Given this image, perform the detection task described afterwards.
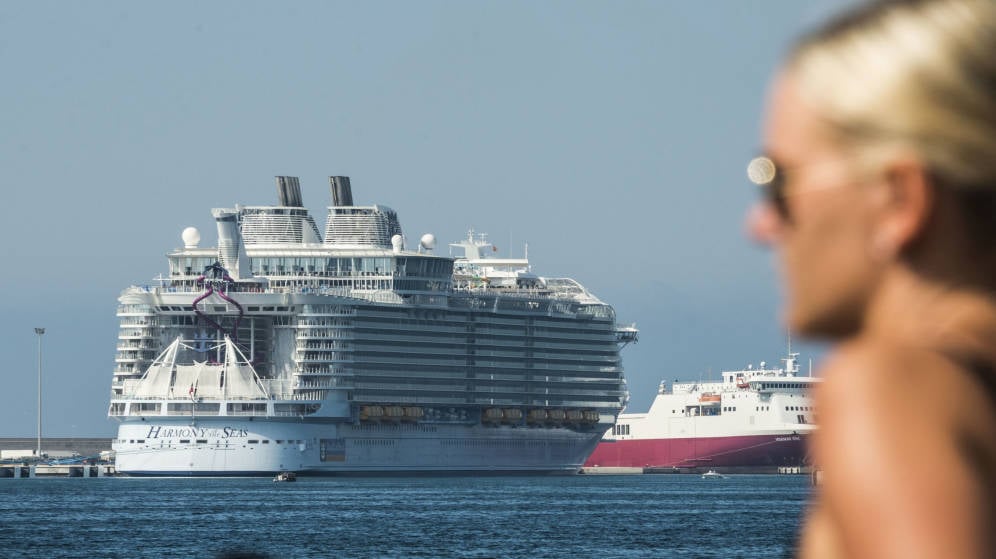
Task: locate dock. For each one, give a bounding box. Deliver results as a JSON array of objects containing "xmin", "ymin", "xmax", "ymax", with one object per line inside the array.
[
  {"xmin": 1, "ymin": 463, "xmax": 116, "ymax": 478},
  {"xmin": 580, "ymin": 465, "xmax": 814, "ymax": 475},
  {"xmin": 0, "ymin": 437, "xmax": 116, "ymax": 478}
]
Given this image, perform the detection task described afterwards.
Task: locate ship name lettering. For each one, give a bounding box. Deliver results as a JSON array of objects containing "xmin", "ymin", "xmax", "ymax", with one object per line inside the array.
[
  {"xmin": 222, "ymin": 427, "xmax": 249, "ymax": 438},
  {"xmin": 145, "ymin": 426, "xmax": 248, "ymax": 439}
]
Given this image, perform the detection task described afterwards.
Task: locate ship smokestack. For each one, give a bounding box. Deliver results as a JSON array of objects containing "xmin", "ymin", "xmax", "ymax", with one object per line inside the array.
[
  {"xmin": 275, "ymin": 176, "xmax": 303, "ymax": 207},
  {"xmin": 211, "ymin": 209, "xmax": 251, "ymax": 280},
  {"xmin": 330, "ymin": 176, "xmax": 354, "ymax": 207}
]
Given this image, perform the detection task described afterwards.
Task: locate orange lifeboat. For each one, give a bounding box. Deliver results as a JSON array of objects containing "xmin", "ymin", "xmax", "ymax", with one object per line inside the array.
[
  {"xmin": 402, "ymin": 406, "xmax": 424, "ymax": 421},
  {"xmin": 698, "ymin": 393, "xmax": 721, "ymax": 404},
  {"xmin": 527, "ymin": 409, "xmax": 548, "ymax": 424},
  {"xmin": 483, "ymin": 408, "xmax": 504, "ymax": 423},
  {"xmin": 359, "ymin": 405, "xmax": 385, "ymax": 421},
  {"xmin": 502, "ymin": 408, "xmax": 524, "ymax": 422}
]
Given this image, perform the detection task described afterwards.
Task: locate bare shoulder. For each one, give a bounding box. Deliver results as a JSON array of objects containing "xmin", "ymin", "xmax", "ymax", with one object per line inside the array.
[
  {"xmin": 818, "ymin": 340, "xmax": 991, "ymax": 415},
  {"xmin": 812, "ymin": 340, "xmax": 995, "ymax": 558}
]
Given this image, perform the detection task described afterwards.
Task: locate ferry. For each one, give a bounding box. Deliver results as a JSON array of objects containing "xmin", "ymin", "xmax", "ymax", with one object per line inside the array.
[{"xmin": 585, "ymin": 353, "xmax": 816, "ymax": 472}]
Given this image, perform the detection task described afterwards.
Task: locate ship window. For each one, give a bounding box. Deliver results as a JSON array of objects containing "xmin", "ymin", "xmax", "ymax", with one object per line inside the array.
[
  {"xmin": 180, "ymin": 439, "xmax": 190, "ymax": 443},
  {"xmin": 137, "ymin": 440, "xmax": 145, "ymax": 443},
  {"xmin": 196, "ymin": 439, "xmax": 207, "ymax": 444},
  {"xmin": 262, "ymin": 440, "xmax": 270, "ymax": 444},
  {"xmin": 248, "ymin": 440, "xmax": 259, "ymax": 444},
  {"xmin": 276, "ymin": 440, "xmax": 284, "ymax": 444}
]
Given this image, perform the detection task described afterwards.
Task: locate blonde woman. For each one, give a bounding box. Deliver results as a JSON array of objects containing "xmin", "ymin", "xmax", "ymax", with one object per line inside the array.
[{"xmin": 747, "ymin": 0, "xmax": 996, "ymax": 556}]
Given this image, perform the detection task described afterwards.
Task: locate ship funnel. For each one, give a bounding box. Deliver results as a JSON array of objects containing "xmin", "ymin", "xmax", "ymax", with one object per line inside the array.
[
  {"xmin": 212, "ymin": 209, "xmax": 252, "ymax": 280},
  {"xmin": 330, "ymin": 176, "xmax": 354, "ymax": 207},
  {"xmin": 275, "ymin": 176, "xmax": 303, "ymax": 207}
]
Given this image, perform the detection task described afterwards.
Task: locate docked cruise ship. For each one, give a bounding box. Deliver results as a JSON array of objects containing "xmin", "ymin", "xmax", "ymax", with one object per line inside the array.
[
  {"xmin": 584, "ymin": 353, "xmax": 816, "ymax": 472},
  {"xmin": 109, "ymin": 176, "xmax": 637, "ymax": 475}
]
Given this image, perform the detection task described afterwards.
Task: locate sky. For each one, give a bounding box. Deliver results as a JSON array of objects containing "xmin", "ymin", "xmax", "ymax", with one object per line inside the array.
[{"xmin": 0, "ymin": 1, "xmax": 850, "ymax": 437}]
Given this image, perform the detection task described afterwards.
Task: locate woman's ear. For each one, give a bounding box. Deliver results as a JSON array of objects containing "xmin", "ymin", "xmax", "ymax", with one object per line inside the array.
[{"xmin": 874, "ymin": 155, "xmax": 935, "ymax": 256}]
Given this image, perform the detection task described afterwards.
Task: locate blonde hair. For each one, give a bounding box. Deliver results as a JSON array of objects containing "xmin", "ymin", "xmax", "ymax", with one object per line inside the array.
[{"xmin": 788, "ymin": 0, "xmax": 996, "ymax": 192}]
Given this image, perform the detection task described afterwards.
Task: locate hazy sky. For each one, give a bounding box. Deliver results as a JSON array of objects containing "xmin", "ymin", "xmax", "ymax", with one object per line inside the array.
[{"xmin": 1, "ymin": 1, "xmax": 848, "ymax": 437}]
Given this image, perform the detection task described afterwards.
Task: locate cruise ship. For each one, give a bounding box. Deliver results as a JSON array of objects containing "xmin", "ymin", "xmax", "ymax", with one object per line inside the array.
[
  {"xmin": 584, "ymin": 353, "xmax": 816, "ymax": 472},
  {"xmin": 108, "ymin": 176, "xmax": 637, "ymax": 475}
]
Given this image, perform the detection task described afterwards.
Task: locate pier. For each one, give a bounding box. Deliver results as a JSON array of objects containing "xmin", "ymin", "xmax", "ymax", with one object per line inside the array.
[
  {"xmin": 580, "ymin": 465, "xmax": 814, "ymax": 475},
  {"xmin": 0, "ymin": 437, "xmax": 115, "ymax": 478},
  {"xmin": 1, "ymin": 463, "xmax": 116, "ymax": 478}
]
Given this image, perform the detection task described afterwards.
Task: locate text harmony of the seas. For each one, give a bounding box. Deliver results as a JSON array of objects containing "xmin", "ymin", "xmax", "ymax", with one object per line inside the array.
[{"xmin": 109, "ymin": 176, "xmax": 638, "ymax": 476}]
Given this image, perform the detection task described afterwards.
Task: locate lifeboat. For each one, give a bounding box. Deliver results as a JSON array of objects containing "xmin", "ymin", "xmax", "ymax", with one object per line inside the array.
[
  {"xmin": 360, "ymin": 405, "xmax": 384, "ymax": 421},
  {"xmin": 582, "ymin": 410, "xmax": 600, "ymax": 424},
  {"xmin": 384, "ymin": 406, "xmax": 404, "ymax": 421},
  {"xmin": 547, "ymin": 409, "xmax": 566, "ymax": 423},
  {"xmin": 736, "ymin": 376, "xmax": 750, "ymax": 389},
  {"xmin": 698, "ymin": 393, "xmax": 721, "ymax": 404},
  {"xmin": 402, "ymin": 406, "xmax": 424, "ymax": 421},
  {"xmin": 565, "ymin": 409, "xmax": 584, "ymax": 423},
  {"xmin": 483, "ymin": 408, "xmax": 504, "ymax": 423},
  {"xmin": 502, "ymin": 408, "xmax": 523, "ymax": 422},
  {"xmin": 527, "ymin": 409, "xmax": 548, "ymax": 424}
]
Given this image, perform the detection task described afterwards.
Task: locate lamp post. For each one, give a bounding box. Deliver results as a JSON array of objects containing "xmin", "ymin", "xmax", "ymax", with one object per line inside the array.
[{"xmin": 34, "ymin": 327, "xmax": 44, "ymax": 458}]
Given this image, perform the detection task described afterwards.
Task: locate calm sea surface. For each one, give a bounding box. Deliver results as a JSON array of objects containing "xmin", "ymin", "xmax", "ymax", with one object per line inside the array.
[{"xmin": 0, "ymin": 474, "xmax": 809, "ymax": 558}]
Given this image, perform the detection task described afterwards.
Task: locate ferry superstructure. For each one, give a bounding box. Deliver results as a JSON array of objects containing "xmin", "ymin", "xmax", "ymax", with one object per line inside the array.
[
  {"xmin": 109, "ymin": 176, "xmax": 636, "ymax": 475},
  {"xmin": 585, "ymin": 354, "xmax": 816, "ymax": 472}
]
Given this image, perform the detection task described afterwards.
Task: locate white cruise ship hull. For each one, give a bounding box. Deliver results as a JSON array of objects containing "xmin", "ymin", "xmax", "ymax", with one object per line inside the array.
[{"xmin": 114, "ymin": 419, "xmax": 603, "ymax": 476}]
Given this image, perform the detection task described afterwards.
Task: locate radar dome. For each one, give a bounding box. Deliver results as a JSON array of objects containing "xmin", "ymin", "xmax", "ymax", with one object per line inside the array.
[
  {"xmin": 420, "ymin": 233, "xmax": 436, "ymax": 251},
  {"xmin": 181, "ymin": 227, "xmax": 201, "ymax": 248},
  {"xmin": 391, "ymin": 234, "xmax": 404, "ymax": 253}
]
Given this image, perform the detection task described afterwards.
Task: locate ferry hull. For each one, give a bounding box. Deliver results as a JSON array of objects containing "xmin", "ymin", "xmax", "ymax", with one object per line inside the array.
[
  {"xmin": 584, "ymin": 433, "xmax": 809, "ymax": 469},
  {"xmin": 113, "ymin": 419, "xmax": 604, "ymax": 476}
]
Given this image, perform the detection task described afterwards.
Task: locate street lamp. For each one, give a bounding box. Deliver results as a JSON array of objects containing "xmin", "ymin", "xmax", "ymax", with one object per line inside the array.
[{"xmin": 34, "ymin": 327, "xmax": 44, "ymax": 458}]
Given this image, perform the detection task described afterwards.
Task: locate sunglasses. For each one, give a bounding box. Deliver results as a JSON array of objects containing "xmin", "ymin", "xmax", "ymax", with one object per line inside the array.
[
  {"xmin": 747, "ymin": 155, "xmax": 856, "ymax": 220},
  {"xmin": 747, "ymin": 156, "xmax": 791, "ymax": 219}
]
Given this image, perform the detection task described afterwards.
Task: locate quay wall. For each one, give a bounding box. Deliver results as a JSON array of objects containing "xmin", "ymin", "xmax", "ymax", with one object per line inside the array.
[{"xmin": 0, "ymin": 437, "xmax": 113, "ymax": 457}]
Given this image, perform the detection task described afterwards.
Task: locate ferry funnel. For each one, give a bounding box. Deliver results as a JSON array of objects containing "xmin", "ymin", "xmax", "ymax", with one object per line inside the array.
[
  {"xmin": 275, "ymin": 176, "xmax": 303, "ymax": 207},
  {"xmin": 330, "ymin": 176, "xmax": 354, "ymax": 207}
]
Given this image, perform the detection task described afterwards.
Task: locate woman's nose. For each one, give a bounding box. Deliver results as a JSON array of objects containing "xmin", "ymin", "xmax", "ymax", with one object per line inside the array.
[{"xmin": 746, "ymin": 202, "xmax": 782, "ymax": 246}]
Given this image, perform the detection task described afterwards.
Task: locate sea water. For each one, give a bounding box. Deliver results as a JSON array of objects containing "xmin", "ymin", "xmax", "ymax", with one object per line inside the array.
[{"xmin": 0, "ymin": 474, "xmax": 809, "ymax": 558}]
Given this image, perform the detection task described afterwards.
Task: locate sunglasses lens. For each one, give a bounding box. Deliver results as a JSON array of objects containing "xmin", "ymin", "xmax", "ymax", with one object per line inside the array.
[
  {"xmin": 767, "ymin": 176, "xmax": 789, "ymax": 219},
  {"xmin": 747, "ymin": 156, "xmax": 790, "ymax": 219},
  {"xmin": 747, "ymin": 157, "xmax": 776, "ymax": 185}
]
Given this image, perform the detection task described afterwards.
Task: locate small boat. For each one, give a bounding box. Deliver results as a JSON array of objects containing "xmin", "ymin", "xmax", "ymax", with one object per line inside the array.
[
  {"xmin": 701, "ymin": 470, "xmax": 726, "ymax": 479},
  {"xmin": 273, "ymin": 471, "xmax": 296, "ymax": 482}
]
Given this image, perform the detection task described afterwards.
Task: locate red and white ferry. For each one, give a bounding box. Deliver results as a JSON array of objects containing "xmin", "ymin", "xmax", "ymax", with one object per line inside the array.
[{"xmin": 585, "ymin": 353, "xmax": 817, "ymax": 473}]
